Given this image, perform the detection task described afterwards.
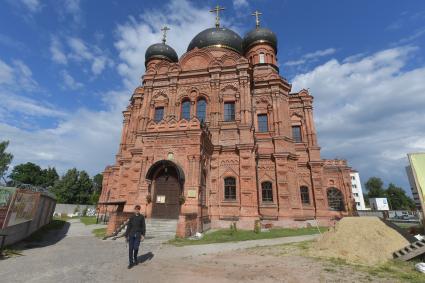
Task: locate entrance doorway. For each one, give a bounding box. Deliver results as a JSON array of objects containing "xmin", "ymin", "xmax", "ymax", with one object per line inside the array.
[{"xmin": 146, "ymin": 160, "xmax": 184, "ymax": 219}]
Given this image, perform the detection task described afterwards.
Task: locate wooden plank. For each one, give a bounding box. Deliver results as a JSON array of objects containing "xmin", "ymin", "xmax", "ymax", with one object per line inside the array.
[{"xmin": 393, "ymin": 239, "xmax": 425, "ymax": 261}]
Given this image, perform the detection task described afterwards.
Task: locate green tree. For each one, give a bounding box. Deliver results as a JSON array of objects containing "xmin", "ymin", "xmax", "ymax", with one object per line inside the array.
[
  {"xmin": 93, "ymin": 173, "xmax": 103, "ymax": 193},
  {"xmin": 0, "ymin": 141, "xmax": 13, "ymax": 183},
  {"xmin": 9, "ymin": 162, "xmax": 44, "ymax": 185},
  {"xmin": 386, "ymin": 183, "xmax": 416, "ymax": 210},
  {"xmin": 9, "ymin": 162, "xmax": 59, "ymax": 188},
  {"xmin": 90, "ymin": 173, "xmax": 103, "ymax": 204},
  {"xmin": 52, "ymin": 168, "xmax": 94, "ymax": 204},
  {"xmin": 365, "ymin": 177, "xmax": 386, "ymax": 198},
  {"xmin": 52, "ymin": 168, "xmax": 79, "ymax": 203},
  {"xmin": 77, "ymin": 171, "xmax": 93, "ymax": 204},
  {"xmin": 41, "ymin": 167, "xmax": 59, "ymax": 188}
]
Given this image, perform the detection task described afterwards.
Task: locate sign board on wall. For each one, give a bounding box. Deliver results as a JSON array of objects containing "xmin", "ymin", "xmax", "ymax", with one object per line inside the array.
[
  {"xmin": 0, "ymin": 186, "xmax": 16, "ymax": 206},
  {"xmin": 187, "ymin": 190, "xmax": 197, "ymax": 198},
  {"xmin": 6, "ymin": 190, "xmax": 37, "ymax": 226},
  {"xmin": 156, "ymin": 195, "xmax": 165, "ymax": 203}
]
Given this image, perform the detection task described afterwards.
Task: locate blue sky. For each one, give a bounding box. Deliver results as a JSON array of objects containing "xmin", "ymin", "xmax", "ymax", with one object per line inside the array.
[{"xmin": 1, "ymin": 0, "xmax": 425, "ymax": 194}]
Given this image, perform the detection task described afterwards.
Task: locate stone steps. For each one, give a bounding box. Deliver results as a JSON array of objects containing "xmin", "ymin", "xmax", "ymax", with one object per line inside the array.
[{"xmin": 111, "ymin": 218, "xmax": 177, "ymax": 244}]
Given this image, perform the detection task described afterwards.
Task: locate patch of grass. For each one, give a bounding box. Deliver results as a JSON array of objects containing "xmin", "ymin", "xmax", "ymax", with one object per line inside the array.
[
  {"xmin": 1, "ymin": 247, "xmax": 23, "ymax": 257},
  {"xmin": 323, "ymin": 267, "xmax": 337, "ymax": 273},
  {"xmin": 364, "ymin": 260, "xmax": 425, "ymax": 283},
  {"xmin": 311, "ymin": 251, "xmax": 424, "ymax": 283},
  {"xmin": 248, "ymin": 241, "xmax": 424, "ymax": 282},
  {"xmin": 25, "ymin": 220, "xmax": 66, "ymax": 242},
  {"xmin": 169, "ymin": 226, "xmax": 327, "ymax": 246},
  {"xmin": 92, "ymin": 227, "xmax": 106, "ymax": 238},
  {"xmin": 80, "ymin": 216, "xmax": 97, "ymax": 225}
]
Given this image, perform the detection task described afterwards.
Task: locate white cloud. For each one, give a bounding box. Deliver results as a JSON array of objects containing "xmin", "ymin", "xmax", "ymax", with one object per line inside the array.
[
  {"xmin": 0, "ymin": 34, "xmax": 26, "ymax": 51},
  {"xmin": 0, "ymin": 90, "xmax": 128, "ymax": 174},
  {"xmin": 396, "ymin": 27, "xmax": 425, "ymax": 45},
  {"xmin": 233, "ymin": 0, "xmax": 249, "ymax": 9},
  {"xmin": 50, "ymin": 37, "xmax": 68, "ymax": 64},
  {"xmin": 0, "ymin": 59, "xmax": 38, "ymax": 91},
  {"xmin": 61, "ymin": 70, "xmax": 83, "ymax": 90},
  {"xmin": 0, "ymin": 59, "xmax": 62, "ymax": 120},
  {"xmin": 20, "ymin": 0, "xmax": 41, "ymax": 13},
  {"xmin": 66, "ymin": 37, "xmax": 113, "ymax": 76},
  {"xmin": 114, "ymin": 0, "xmax": 233, "ymax": 87},
  {"xmin": 49, "ymin": 36, "xmax": 113, "ymax": 76},
  {"xmin": 0, "ymin": 91, "xmax": 65, "ymax": 119},
  {"xmin": 285, "ymin": 48, "xmax": 337, "ymax": 66},
  {"xmin": 64, "ymin": 0, "xmax": 81, "ymax": 19},
  {"xmin": 0, "ymin": 59, "xmax": 14, "ymax": 85},
  {"xmin": 292, "ymin": 46, "xmax": 425, "ymax": 188}
]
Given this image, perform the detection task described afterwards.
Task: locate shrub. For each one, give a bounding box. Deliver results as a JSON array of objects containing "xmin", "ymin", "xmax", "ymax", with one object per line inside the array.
[
  {"xmin": 254, "ymin": 220, "xmax": 261, "ymax": 234},
  {"xmin": 230, "ymin": 222, "xmax": 237, "ymax": 235},
  {"xmin": 179, "ymin": 195, "xmax": 186, "ymax": 205}
]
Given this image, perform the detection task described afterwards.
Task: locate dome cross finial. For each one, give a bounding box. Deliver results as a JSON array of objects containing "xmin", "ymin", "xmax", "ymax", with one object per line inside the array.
[
  {"xmin": 161, "ymin": 25, "xmax": 170, "ymax": 44},
  {"xmin": 251, "ymin": 10, "xmax": 262, "ymax": 28},
  {"xmin": 210, "ymin": 5, "xmax": 225, "ymax": 28}
]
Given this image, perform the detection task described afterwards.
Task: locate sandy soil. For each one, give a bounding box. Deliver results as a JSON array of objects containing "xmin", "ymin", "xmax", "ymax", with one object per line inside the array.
[{"xmin": 313, "ymin": 217, "xmax": 409, "ymax": 265}]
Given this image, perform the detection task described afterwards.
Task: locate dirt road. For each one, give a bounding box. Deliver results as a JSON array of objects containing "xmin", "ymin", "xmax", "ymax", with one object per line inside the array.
[{"xmin": 0, "ymin": 219, "xmax": 401, "ymax": 283}]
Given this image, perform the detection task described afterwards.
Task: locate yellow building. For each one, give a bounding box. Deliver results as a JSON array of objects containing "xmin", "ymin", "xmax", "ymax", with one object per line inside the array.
[{"xmin": 407, "ymin": 153, "xmax": 425, "ymax": 227}]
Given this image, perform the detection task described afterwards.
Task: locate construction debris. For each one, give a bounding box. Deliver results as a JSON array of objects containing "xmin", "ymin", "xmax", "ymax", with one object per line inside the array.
[
  {"xmin": 415, "ymin": 262, "xmax": 425, "ymax": 273},
  {"xmin": 393, "ymin": 239, "xmax": 425, "ymax": 261},
  {"xmin": 311, "ymin": 217, "xmax": 409, "ymax": 265}
]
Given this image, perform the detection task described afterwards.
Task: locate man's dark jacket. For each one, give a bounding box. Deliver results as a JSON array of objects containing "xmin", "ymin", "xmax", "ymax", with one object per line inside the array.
[{"xmin": 125, "ymin": 214, "xmax": 146, "ymax": 237}]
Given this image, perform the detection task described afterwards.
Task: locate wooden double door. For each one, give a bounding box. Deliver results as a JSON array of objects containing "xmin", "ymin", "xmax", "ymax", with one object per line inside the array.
[{"xmin": 152, "ymin": 171, "xmax": 180, "ymax": 219}]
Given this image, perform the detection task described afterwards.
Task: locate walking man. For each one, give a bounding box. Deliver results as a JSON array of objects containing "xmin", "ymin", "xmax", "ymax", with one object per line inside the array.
[{"xmin": 125, "ymin": 205, "xmax": 146, "ymax": 269}]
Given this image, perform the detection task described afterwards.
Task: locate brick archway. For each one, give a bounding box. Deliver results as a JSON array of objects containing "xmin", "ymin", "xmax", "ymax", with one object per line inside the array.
[{"xmin": 146, "ymin": 160, "xmax": 184, "ymax": 219}]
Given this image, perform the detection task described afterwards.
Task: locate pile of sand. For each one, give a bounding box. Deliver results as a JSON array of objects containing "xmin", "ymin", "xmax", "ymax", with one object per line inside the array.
[{"xmin": 311, "ymin": 217, "xmax": 409, "ymax": 265}]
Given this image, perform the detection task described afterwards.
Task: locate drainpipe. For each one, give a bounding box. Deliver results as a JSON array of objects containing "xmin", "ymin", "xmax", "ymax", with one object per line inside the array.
[{"xmin": 308, "ymin": 162, "xmax": 318, "ymax": 220}]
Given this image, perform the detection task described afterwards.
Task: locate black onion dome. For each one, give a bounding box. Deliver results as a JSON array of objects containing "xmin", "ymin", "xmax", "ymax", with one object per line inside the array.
[
  {"xmin": 145, "ymin": 43, "xmax": 178, "ymax": 65},
  {"xmin": 187, "ymin": 27, "xmax": 243, "ymax": 54},
  {"xmin": 243, "ymin": 27, "xmax": 277, "ymax": 53}
]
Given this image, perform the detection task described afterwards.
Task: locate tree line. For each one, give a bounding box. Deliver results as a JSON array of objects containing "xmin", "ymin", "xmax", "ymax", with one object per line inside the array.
[
  {"xmin": 364, "ymin": 177, "xmax": 416, "ymax": 210},
  {"xmin": 0, "ymin": 140, "xmax": 102, "ymax": 205}
]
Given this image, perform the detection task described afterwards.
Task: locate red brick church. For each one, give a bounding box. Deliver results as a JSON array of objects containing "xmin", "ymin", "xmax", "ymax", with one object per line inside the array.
[{"xmin": 99, "ymin": 9, "xmax": 354, "ymax": 237}]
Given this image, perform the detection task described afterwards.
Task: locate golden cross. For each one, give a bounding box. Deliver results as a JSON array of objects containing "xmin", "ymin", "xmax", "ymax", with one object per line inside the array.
[
  {"xmin": 210, "ymin": 5, "xmax": 225, "ymax": 28},
  {"xmin": 161, "ymin": 25, "xmax": 170, "ymax": 43},
  {"xmin": 252, "ymin": 10, "xmax": 262, "ymax": 28}
]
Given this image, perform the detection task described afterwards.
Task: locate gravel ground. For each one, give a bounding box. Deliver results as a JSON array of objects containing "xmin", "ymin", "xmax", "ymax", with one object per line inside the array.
[{"xmin": 0, "ymin": 219, "xmax": 398, "ymax": 283}]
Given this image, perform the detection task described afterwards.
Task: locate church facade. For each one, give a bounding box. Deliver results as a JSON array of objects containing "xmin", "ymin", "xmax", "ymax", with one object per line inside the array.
[{"xmin": 99, "ymin": 12, "xmax": 354, "ymax": 237}]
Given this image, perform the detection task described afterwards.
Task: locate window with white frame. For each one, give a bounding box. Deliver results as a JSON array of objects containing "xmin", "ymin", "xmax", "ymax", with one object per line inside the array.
[{"xmin": 259, "ymin": 53, "xmax": 265, "ymax": 63}]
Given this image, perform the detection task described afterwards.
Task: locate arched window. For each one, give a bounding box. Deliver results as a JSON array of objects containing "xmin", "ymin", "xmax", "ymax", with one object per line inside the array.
[
  {"xmin": 300, "ymin": 186, "xmax": 310, "ymax": 204},
  {"xmin": 292, "ymin": 126, "xmax": 302, "ymax": 142},
  {"xmin": 181, "ymin": 100, "xmax": 191, "ymax": 120},
  {"xmin": 196, "ymin": 98, "xmax": 207, "ymax": 122},
  {"xmin": 327, "ymin": 188, "xmax": 344, "ymax": 211},
  {"xmin": 224, "ymin": 177, "xmax": 236, "ymax": 200},
  {"xmin": 224, "ymin": 101, "xmax": 235, "ymax": 121},
  {"xmin": 257, "ymin": 114, "xmax": 268, "ymax": 132},
  {"xmin": 259, "ymin": 53, "xmax": 265, "ymax": 63},
  {"xmin": 154, "ymin": 107, "xmax": 164, "ymax": 122},
  {"xmin": 261, "ymin": 181, "xmax": 273, "ymax": 202}
]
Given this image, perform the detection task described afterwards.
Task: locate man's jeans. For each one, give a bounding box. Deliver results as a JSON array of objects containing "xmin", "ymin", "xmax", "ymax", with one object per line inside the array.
[{"xmin": 128, "ymin": 232, "xmax": 142, "ymax": 264}]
